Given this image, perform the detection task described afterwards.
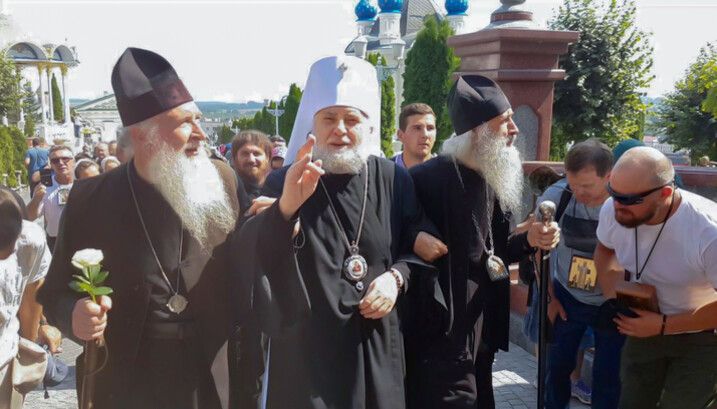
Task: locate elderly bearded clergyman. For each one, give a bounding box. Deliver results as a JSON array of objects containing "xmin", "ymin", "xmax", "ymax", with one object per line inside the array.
[
  {"xmin": 38, "ymin": 48, "xmax": 249, "ymax": 409},
  {"xmin": 404, "ymin": 75, "xmax": 561, "ymax": 409},
  {"xmin": 242, "ymin": 55, "xmax": 439, "ymax": 409}
]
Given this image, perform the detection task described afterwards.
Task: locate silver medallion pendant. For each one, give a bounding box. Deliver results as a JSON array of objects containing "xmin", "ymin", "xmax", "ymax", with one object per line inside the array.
[
  {"xmin": 343, "ymin": 254, "xmax": 368, "ymax": 282},
  {"xmin": 486, "ymin": 254, "xmax": 510, "ymax": 282},
  {"xmin": 167, "ymin": 294, "xmax": 188, "ymax": 314}
]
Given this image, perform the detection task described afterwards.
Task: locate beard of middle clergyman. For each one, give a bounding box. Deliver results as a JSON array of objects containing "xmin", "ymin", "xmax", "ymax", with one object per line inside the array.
[
  {"xmin": 145, "ymin": 127, "xmax": 236, "ymax": 250},
  {"xmin": 442, "ymin": 124, "xmax": 524, "ymax": 215},
  {"xmin": 313, "ymin": 125, "xmax": 372, "ymax": 175}
]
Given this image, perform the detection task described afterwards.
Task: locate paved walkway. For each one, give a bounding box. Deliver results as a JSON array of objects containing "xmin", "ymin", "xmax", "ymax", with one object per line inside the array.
[{"xmin": 24, "ymin": 339, "xmax": 589, "ymax": 409}]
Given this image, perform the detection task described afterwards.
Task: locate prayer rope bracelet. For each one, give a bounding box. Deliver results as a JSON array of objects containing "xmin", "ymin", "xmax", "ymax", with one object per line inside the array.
[{"xmin": 390, "ymin": 269, "xmax": 404, "ymax": 295}]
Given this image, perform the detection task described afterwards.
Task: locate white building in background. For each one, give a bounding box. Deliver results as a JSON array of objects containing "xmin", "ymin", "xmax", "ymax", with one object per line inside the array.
[
  {"xmin": 344, "ymin": 0, "xmax": 469, "ymax": 117},
  {"xmin": 72, "ymin": 93, "xmax": 121, "ymax": 144},
  {"xmin": 0, "ymin": 0, "xmax": 79, "ymax": 145}
]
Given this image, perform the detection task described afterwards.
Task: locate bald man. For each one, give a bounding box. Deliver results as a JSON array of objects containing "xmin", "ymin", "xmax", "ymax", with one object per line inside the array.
[{"xmin": 594, "ymin": 147, "xmax": 717, "ymax": 409}]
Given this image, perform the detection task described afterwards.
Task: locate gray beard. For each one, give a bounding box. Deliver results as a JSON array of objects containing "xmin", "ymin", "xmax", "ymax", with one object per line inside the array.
[
  {"xmin": 313, "ymin": 128, "xmax": 372, "ymax": 175},
  {"xmin": 442, "ymin": 126, "xmax": 524, "ymax": 214},
  {"xmin": 146, "ymin": 136, "xmax": 235, "ymax": 250},
  {"xmin": 313, "ymin": 145, "xmax": 366, "ymax": 174}
]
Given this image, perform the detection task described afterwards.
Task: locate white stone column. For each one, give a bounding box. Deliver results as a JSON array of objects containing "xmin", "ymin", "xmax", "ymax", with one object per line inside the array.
[
  {"xmin": 378, "ymin": 12, "xmax": 401, "ymax": 46},
  {"xmin": 61, "ymin": 66, "xmax": 71, "ymax": 124},
  {"xmin": 395, "ymin": 62, "xmax": 404, "ymax": 127},
  {"xmin": 38, "ymin": 65, "xmax": 48, "ymax": 124},
  {"xmin": 447, "ymin": 15, "xmax": 467, "ymax": 35},
  {"xmin": 46, "ymin": 67, "xmax": 55, "ymax": 123},
  {"xmin": 357, "ymin": 20, "xmax": 374, "ymax": 36}
]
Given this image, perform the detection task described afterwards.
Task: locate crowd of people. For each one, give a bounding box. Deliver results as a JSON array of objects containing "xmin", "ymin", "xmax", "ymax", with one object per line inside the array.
[{"xmin": 0, "ymin": 46, "xmax": 715, "ymax": 409}]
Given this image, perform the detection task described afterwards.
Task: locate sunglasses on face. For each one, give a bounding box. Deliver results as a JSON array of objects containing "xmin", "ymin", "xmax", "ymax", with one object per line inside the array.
[
  {"xmin": 50, "ymin": 157, "xmax": 73, "ymax": 165},
  {"xmin": 606, "ymin": 182, "xmax": 672, "ymax": 206}
]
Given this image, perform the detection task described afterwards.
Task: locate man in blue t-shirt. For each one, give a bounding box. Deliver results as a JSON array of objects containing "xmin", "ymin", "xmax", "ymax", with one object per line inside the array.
[{"xmin": 24, "ymin": 138, "xmax": 49, "ymax": 197}]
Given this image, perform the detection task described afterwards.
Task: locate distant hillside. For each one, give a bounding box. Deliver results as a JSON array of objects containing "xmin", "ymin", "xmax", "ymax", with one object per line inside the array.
[
  {"xmin": 642, "ymin": 96, "xmax": 665, "ymax": 111},
  {"xmin": 643, "ymin": 96, "xmax": 665, "ymax": 136},
  {"xmin": 70, "ymin": 97, "xmax": 264, "ymax": 120},
  {"xmin": 70, "ymin": 98, "xmax": 89, "ymax": 106},
  {"xmin": 196, "ymin": 101, "xmax": 265, "ymax": 112}
]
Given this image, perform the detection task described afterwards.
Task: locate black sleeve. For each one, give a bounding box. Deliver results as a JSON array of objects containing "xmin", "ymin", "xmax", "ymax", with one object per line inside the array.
[
  {"xmin": 261, "ymin": 167, "xmax": 288, "ymax": 198},
  {"xmin": 505, "ymin": 230, "xmax": 534, "ymax": 264},
  {"xmin": 391, "ymin": 164, "xmax": 439, "ymax": 290},
  {"xmin": 238, "ymin": 202, "xmax": 310, "ymax": 338},
  {"xmin": 235, "ymin": 173, "xmax": 251, "ymax": 215}
]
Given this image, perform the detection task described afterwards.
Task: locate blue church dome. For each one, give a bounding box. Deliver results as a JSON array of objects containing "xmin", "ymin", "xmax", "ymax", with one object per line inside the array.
[
  {"xmin": 355, "ymin": 0, "xmax": 377, "ymax": 21},
  {"xmin": 445, "ymin": 0, "xmax": 468, "ymax": 16},
  {"xmin": 378, "ymin": 0, "xmax": 403, "ymax": 13}
]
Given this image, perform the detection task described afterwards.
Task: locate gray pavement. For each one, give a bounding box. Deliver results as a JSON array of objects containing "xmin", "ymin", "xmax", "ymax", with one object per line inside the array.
[{"xmin": 24, "ymin": 340, "xmax": 590, "ymax": 409}]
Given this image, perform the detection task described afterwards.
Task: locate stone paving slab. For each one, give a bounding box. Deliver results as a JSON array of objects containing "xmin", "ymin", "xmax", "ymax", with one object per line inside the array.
[{"xmin": 25, "ymin": 339, "xmax": 590, "ymax": 409}]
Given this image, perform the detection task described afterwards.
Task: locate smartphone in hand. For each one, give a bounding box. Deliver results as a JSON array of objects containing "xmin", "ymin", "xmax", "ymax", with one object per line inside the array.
[{"xmin": 40, "ymin": 168, "xmax": 53, "ymax": 187}]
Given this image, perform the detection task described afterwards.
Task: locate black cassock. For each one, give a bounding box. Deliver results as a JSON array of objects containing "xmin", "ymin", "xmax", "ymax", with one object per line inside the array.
[
  {"xmin": 405, "ymin": 156, "xmax": 535, "ymax": 409},
  {"xmin": 37, "ymin": 160, "xmax": 256, "ymax": 409},
  {"xmin": 243, "ymin": 155, "xmax": 434, "ymax": 409}
]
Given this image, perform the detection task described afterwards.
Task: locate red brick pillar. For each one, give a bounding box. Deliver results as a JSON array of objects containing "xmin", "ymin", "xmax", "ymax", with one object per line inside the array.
[{"xmin": 446, "ymin": 9, "xmax": 579, "ymax": 161}]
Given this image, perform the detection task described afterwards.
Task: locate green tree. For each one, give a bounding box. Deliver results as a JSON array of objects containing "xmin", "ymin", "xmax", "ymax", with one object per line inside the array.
[
  {"xmin": 9, "ymin": 127, "xmax": 27, "ymax": 184},
  {"xmin": 261, "ymin": 104, "xmax": 278, "ymax": 135},
  {"xmin": 24, "ymin": 115, "xmax": 35, "ymax": 138},
  {"xmin": 0, "ymin": 57, "xmax": 23, "ymax": 121},
  {"xmin": 217, "ymin": 125, "xmax": 235, "ymax": 145},
  {"xmin": 698, "ymin": 58, "xmax": 717, "ymax": 118},
  {"xmin": 51, "ymin": 73, "xmax": 64, "ymax": 122},
  {"xmin": 0, "ymin": 127, "xmax": 18, "ymax": 187},
  {"xmin": 367, "ymin": 53, "xmax": 396, "ymax": 158},
  {"xmin": 402, "ymin": 16, "xmax": 460, "ymax": 151},
  {"xmin": 278, "ymin": 83, "xmax": 303, "ymax": 141},
  {"xmin": 656, "ymin": 43, "xmax": 717, "ymax": 162},
  {"xmin": 549, "ymin": 0, "xmax": 654, "ymax": 160}
]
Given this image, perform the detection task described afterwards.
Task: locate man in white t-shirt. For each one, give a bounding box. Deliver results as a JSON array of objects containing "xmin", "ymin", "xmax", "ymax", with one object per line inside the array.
[
  {"xmin": 27, "ymin": 145, "xmax": 75, "ymax": 251},
  {"xmin": 0, "ymin": 190, "xmax": 52, "ymax": 408},
  {"xmin": 594, "ymin": 147, "xmax": 717, "ymax": 409}
]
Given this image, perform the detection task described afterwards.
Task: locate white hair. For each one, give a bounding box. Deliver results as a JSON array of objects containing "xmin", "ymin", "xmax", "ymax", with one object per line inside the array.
[
  {"xmin": 442, "ymin": 124, "xmax": 524, "ymax": 214},
  {"xmin": 143, "ymin": 126, "xmax": 235, "ymax": 250}
]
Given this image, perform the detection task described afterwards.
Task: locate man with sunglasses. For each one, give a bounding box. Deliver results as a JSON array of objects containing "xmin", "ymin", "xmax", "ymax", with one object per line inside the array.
[
  {"xmin": 595, "ymin": 146, "xmax": 717, "ymax": 409},
  {"xmin": 27, "ymin": 145, "xmax": 75, "ymax": 251}
]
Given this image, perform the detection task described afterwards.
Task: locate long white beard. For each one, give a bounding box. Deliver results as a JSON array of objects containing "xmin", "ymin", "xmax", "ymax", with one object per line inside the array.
[
  {"xmin": 146, "ymin": 136, "xmax": 235, "ymax": 250},
  {"xmin": 313, "ymin": 128, "xmax": 372, "ymax": 175},
  {"xmin": 442, "ymin": 126, "xmax": 524, "ymax": 214}
]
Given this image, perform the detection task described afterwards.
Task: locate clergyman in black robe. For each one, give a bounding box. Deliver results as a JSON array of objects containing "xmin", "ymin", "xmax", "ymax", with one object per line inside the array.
[
  {"xmin": 404, "ymin": 75, "xmax": 561, "ymax": 409},
  {"xmin": 241, "ymin": 55, "xmax": 438, "ymax": 409},
  {"xmin": 37, "ymin": 47, "xmax": 263, "ymax": 409}
]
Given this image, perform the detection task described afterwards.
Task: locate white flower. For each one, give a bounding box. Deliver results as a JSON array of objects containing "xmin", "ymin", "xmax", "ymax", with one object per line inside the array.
[{"xmin": 72, "ymin": 249, "xmax": 104, "ymax": 269}]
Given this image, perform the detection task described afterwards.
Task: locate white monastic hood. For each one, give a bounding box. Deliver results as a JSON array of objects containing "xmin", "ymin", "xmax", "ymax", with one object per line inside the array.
[{"xmin": 285, "ymin": 55, "xmax": 381, "ymax": 165}]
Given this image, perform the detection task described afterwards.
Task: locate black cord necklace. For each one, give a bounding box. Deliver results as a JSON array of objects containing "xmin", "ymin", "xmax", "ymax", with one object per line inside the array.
[{"xmin": 634, "ymin": 190, "xmax": 676, "ymax": 281}]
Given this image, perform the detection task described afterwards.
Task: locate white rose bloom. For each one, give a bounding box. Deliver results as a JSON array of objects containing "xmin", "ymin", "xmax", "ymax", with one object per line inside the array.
[{"xmin": 72, "ymin": 249, "xmax": 104, "ymax": 269}]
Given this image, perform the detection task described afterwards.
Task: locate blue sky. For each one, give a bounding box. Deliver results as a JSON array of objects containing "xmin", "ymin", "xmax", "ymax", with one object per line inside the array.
[{"xmin": 10, "ymin": 0, "xmax": 716, "ymax": 101}]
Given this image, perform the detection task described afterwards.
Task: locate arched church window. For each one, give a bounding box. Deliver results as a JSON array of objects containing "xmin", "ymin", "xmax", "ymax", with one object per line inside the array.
[{"xmin": 7, "ymin": 43, "xmax": 39, "ymax": 59}]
